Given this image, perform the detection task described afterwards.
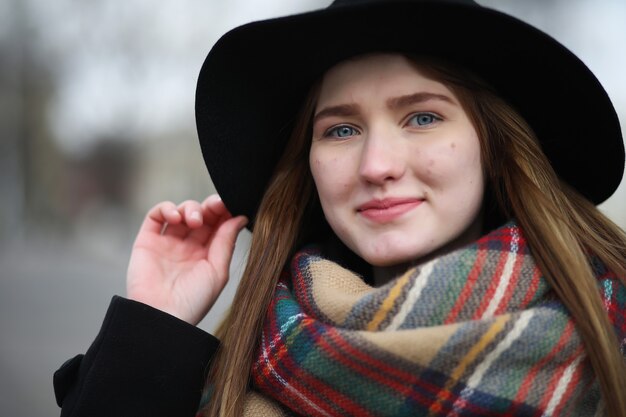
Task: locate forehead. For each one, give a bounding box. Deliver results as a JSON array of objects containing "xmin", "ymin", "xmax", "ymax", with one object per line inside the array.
[{"xmin": 317, "ymin": 53, "xmax": 458, "ymax": 107}]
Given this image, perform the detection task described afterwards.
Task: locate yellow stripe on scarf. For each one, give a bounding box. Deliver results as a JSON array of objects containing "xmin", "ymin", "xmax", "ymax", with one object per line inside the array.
[
  {"xmin": 427, "ymin": 314, "xmax": 509, "ymax": 415},
  {"xmin": 366, "ymin": 271, "xmax": 411, "ymax": 331}
]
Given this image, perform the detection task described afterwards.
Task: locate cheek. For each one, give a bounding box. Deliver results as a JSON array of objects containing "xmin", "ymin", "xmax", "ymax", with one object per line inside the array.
[
  {"xmin": 309, "ymin": 154, "xmax": 351, "ymax": 203},
  {"xmin": 453, "ymin": 151, "xmax": 483, "ymax": 193},
  {"xmin": 447, "ymin": 139, "xmax": 485, "ymax": 206},
  {"xmin": 409, "ymin": 146, "xmax": 454, "ymax": 182},
  {"xmin": 417, "ymin": 139, "xmax": 483, "ymax": 189}
]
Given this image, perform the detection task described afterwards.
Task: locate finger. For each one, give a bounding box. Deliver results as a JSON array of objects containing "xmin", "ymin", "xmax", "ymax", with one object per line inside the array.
[
  {"xmin": 202, "ymin": 193, "xmax": 223, "ymax": 207},
  {"xmin": 157, "ymin": 201, "xmax": 189, "ymax": 239},
  {"xmin": 188, "ymin": 195, "xmax": 235, "ymax": 245},
  {"xmin": 186, "ymin": 218, "xmax": 221, "ymax": 245},
  {"xmin": 178, "ymin": 200, "xmax": 205, "ymax": 229},
  {"xmin": 142, "ymin": 201, "xmax": 182, "ymax": 235},
  {"xmin": 207, "ymin": 215, "xmax": 248, "ymax": 279},
  {"xmin": 160, "ymin": 221, "xmax": 194, "ymax": 239},
  {"xmin": 162, "ymin": 200, "xmax": 205, "ymax": 240},
  {"xmin": 201, "ymin": 194, "xmax": 233, "ymax": 225},
  {"xmin": 186, "ymin": 205, "xmax": 232, "ymax": 245}
]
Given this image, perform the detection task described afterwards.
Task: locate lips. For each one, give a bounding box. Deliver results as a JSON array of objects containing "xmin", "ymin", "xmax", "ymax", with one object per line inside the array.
[{"xmin": 357, "ymin": 198, "xmax": 423, "ymax": 223}]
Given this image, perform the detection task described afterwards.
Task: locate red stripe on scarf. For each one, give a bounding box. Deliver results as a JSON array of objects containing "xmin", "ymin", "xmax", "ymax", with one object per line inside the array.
[
  {"xmin": 518, "ymin": 268, "xmax": 543, "ymax": 308},
  {"xmin": 512, "ymin": 320, "xmax": 576, "ymax": 406},
  {"xmin": 256, "ymin": 317, "xmax": 379, "ymax": 417},
  {"xmin": 318, "ymin": 327, "xmax": 497, "ymax": 416},
  {"xmin": 535, "ymin": 346, "xmax": 586, "ymax": 416},
  {"xmin": 445, "ymin": 245, "xmax": 488, "ymax": 324},
  {"xmin": 551, "ymin": 352, "xmax": 586, "ymax": 417},
  {"xmin": 472, "ymin": 241, "xmax": 515, "ymax": 319},
  {"xmin": 492, "ymin": 248, "xmax": 526, "ymax": 315}
]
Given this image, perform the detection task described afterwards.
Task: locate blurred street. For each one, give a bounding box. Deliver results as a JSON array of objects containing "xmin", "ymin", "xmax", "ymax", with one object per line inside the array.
[
  {"xmin": 0, "ymin": 234, "xmax": 128, "ymax": 416},
  {"xmin": 0, "ymin": 226, "xmax": 251, "ymax": 416}
]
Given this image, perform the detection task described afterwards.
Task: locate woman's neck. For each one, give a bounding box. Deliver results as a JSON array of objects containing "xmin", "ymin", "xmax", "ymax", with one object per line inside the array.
[
  {"xmin": 371, "ymin": 220, "xmax": 486, "ymax": 287},
  {"xmin": 372, "ymin": 262, "xmax": 414, "ymax": 287}
]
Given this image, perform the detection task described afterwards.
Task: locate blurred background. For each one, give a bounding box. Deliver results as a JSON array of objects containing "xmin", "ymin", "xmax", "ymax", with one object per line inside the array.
[{"xmin": 0, "ymin": 0, "xmax": 624, "ymax": 415}]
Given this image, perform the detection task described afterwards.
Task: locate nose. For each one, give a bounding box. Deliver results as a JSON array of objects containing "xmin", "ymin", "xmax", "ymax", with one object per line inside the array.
[{"xmin": 358, "ymin": 128, "xmax": 406, "ymax": 185}]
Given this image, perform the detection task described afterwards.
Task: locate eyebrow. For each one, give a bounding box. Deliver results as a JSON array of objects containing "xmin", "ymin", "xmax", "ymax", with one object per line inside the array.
[
  {"xmin": 386, "ymin": 92, "xmax": 454, "ymax": 109},
  {"xmin": 313, "ymin": 103, "xmax": 360, "ymax": 124},
  {"xmin": 313, "ymin": 92, "xmax": 455, "ymax": 124}
]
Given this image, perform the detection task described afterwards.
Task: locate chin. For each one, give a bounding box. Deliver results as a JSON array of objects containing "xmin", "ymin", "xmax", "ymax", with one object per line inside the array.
[{"xmin": 360, "ymin": 250, "xmax": 424, "ymax": 268}]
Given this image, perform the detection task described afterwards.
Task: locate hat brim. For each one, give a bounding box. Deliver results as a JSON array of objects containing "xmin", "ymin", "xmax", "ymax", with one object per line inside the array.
[{"xmin": 196, "ymin": 1, "xmax": 624, "ymax": 226}]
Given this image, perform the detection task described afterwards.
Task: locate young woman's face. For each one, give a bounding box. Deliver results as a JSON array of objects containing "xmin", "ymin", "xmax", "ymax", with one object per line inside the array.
[{"xmin": 309, "ymin": 54, "xmax": 484, "ymax": 267}]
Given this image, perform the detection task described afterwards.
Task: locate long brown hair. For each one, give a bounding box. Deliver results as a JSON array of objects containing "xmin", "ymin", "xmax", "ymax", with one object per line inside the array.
[
  {"xmin": 202, "ymin": 83, "xmax": 320, "ymax": 416},
  {"xmin": 202, "ymin": 57, "xmax": 626, "ymax": 417}
]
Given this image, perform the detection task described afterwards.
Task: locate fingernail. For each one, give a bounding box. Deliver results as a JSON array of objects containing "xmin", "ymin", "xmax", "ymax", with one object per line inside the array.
[{"xmin": 191, "ymin": 211, "xmax": 202, "ymax": 221}]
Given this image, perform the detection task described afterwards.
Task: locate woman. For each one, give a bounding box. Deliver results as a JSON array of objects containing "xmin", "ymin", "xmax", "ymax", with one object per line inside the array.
[{"xmin": 55, "ymin": 0, "xmax": 626, "ymax": 416}]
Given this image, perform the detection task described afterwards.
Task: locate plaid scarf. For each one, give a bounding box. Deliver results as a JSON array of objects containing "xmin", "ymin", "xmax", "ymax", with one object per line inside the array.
[{"xmin": 245, "ymin": 223, "xmax": 626, "ymax": 416}]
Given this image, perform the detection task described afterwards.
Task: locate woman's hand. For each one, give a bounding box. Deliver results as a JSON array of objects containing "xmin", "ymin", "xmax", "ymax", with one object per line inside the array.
[{"xmin": 127, "ymin": 195, "xmax": 248, "ymax": 325}]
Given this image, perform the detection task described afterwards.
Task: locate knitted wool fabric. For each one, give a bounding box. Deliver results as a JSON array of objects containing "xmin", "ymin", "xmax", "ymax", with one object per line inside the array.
[{"xmin": 247, "ymin": 223, "xmax": 626, "ymax": 417}]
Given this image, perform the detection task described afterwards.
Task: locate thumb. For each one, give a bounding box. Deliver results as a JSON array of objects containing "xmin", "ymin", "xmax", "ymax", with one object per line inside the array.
[{"xmin": 208, "ymin": 215, "xmax": 248, "ymax": 280}]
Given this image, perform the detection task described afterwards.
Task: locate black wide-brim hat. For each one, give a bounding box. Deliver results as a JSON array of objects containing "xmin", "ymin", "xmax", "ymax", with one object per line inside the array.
[{"xmin": 196, "ymin": 0, "xmax": 624, "ymax": 226}]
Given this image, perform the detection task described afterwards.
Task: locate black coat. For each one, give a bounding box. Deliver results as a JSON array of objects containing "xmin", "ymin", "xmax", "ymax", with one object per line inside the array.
[{"xmin": 54, "ymin": 296, "xmax": 219, "ymax": 417}]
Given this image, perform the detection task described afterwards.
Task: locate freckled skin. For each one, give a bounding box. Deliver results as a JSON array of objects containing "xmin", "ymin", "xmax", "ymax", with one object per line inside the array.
[{"xmin": 310, "ymin": 54, "xmax": 484, "ymax": 267}]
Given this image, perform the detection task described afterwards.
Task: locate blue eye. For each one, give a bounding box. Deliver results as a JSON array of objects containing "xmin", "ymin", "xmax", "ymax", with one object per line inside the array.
[
  {"xmin": 408, "ymin": 112, "xmax": 441, "ymax": 127},
  {"xmin": 326, "ymin": 125, "xmax": 358, "ymax": 138}
]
